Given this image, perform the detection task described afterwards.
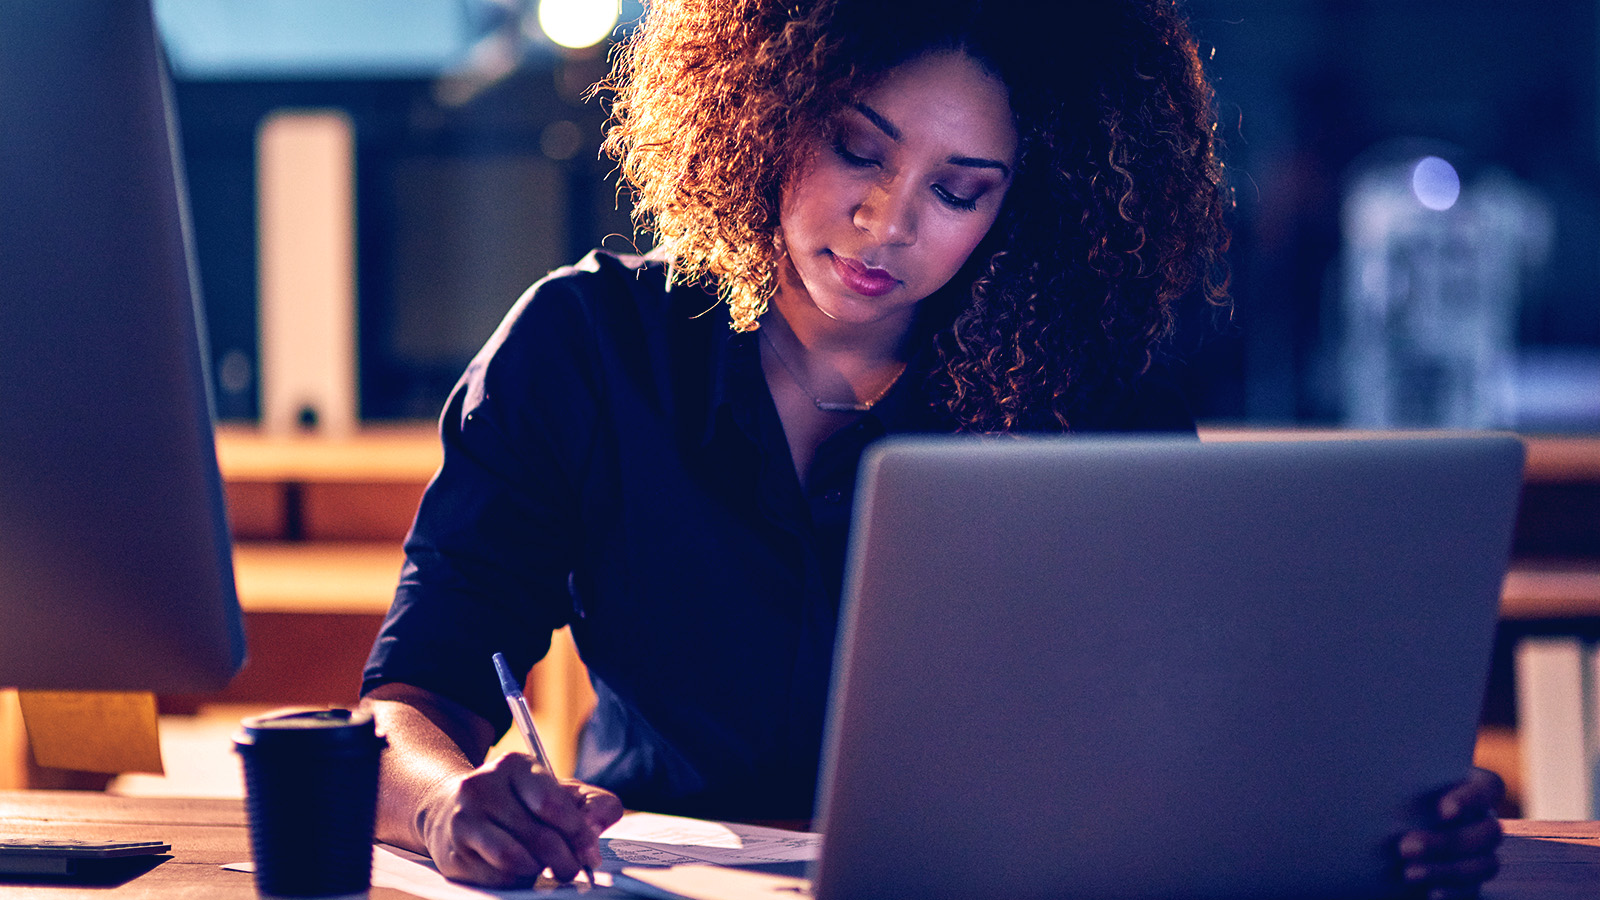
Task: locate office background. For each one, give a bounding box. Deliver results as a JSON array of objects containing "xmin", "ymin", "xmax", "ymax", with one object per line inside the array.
[
  {"xmin": 2, "ymin": 0, "xmax": 1591, "ymax": 810},
  {"xmin": 157, "ymin": 0, "xmax": 1600, "ymax": 430}
]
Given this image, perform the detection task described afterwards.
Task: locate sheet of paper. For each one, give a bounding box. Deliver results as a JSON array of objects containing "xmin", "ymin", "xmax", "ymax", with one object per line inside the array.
[
  {"xmin": 601, "ymin": 813, "xmax": 820, "ymax": 867},
  {"xmin": 353, "ymin": 811, "xmax": 820, "ymax": 900},
  {"xmin": 373, "ymin": 845, "xmax": 621, "ymax": 899},
  {"xmin": 615, "ymin": 865, "xmax": 810, "ymax": 900}
]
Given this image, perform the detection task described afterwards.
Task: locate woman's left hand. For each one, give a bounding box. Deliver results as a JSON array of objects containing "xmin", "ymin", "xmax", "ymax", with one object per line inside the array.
[{"xmin": 1396, "ymin": 766, "xmax": 1504, "ymax": 899}]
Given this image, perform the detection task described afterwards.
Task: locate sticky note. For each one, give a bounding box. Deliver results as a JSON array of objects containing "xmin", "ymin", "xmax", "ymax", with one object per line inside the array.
[{"xmin": 16, "ymin": 691, "xmax": 164, "ymax": 775}]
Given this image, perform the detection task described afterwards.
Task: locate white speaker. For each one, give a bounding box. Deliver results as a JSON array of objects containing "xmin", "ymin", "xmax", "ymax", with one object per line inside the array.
[{"xmin": 256, "ymin": 109, "xmax": 357, "ymax": 436}]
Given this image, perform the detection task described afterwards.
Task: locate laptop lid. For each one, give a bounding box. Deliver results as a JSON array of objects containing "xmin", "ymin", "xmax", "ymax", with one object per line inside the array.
[{"xmin": 813, "ymin": 434, "xmax": 1523, "ymax": 900}]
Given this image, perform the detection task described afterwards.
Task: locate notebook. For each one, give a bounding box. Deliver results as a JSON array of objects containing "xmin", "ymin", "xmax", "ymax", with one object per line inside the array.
[{"xmin": 806, "ymin": 433, "xmax": 1524, "ymax": 900}]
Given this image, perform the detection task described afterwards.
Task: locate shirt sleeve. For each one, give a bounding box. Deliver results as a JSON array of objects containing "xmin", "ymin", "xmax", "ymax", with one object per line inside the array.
[{"xmin": 361, "ymin": 265, "xmax": 608, "ymax": 733}]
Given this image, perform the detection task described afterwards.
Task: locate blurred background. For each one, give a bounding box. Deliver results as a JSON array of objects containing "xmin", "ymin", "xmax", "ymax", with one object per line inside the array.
[{"xmin": 155, "ymin": 0, "xmax": 1600, "ymax": 432}]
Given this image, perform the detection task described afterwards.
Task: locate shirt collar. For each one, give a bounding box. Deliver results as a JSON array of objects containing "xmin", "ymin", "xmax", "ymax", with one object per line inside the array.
[{"xmin": 700, "ymin": 314, "xmax": 755, "ymax": 449}]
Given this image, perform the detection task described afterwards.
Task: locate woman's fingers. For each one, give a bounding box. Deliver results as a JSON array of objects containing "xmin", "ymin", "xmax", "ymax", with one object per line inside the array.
[
  {"xmin": 503, "ymin": 763, "xmax": 599, "ymax": 877},
  {"xmin": 1438, "ymin": 767, "xmax": 1505, "ymax": 821},
  {"xmin": 568, "ymin": 778, "xmax": 626, "ymax": 832},
  {"xmin": 1390, "ymin": 768, "xmax": 1506, "ymax": 899},
  {"xmin": 421, "ymin": 754, "xmax": 611, "ymax": 885},
  {"xmin": 1399, "ymin": 815, "xmax": 1503, "ymax": 862},
  {"xmin": 1401, "ymin": 852, "xmax": 1501, "ymax": 898},
  {"xmin": 426, "ymin": 810, "xmax": 541, "ymax": 887}
]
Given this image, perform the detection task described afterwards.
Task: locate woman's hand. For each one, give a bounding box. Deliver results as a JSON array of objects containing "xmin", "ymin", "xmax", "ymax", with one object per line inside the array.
[
  {"xmin": 417, "ymin": 752, "xmax": 623, "ymax": 887},
  {"xmin": 361, "ymin": 684, "xmax": 624, "ymax": 888},
  {"xmin": 1396, "ymin": 767, "xmax": 1504, "ymax": 899}
]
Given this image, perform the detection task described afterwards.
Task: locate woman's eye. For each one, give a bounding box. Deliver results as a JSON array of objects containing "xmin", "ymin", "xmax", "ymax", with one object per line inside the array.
[
  {"xmin": 832, "ymin": 138, "xmax": 878, "ymax": 168},
  {"xmin": 934, "ymin": 184, "xmax": 979, "ymax": 211}
]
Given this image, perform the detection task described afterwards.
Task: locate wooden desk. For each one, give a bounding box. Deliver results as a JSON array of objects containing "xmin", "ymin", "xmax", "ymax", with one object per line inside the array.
[
  {"xmin": 0, "ymin": 791, "xmax": 411, "ymax": 899},
  {"xmin": 0, "ymin": 790, "xmax": 1596, "ymax": 899}
]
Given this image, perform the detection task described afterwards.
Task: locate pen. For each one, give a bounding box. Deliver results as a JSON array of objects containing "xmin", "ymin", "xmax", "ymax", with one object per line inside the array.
[{"xmin": 492, "ymin": 652, "xmax": 596, "ymax": 886}]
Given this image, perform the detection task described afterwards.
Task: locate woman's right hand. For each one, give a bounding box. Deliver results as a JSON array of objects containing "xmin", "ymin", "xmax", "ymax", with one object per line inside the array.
[
  {"xmin": 417, "ymin": 751, "xmax": 621, "ymax": 887},
  {"xmin": 361, "ymin": 683, "xmax": 624, "ymax": 888}
]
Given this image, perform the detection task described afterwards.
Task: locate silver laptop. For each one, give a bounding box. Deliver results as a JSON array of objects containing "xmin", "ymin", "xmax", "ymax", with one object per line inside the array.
[{"xmin": 813, "ymin": 434, "xmax": 1524, "ymax": 900}]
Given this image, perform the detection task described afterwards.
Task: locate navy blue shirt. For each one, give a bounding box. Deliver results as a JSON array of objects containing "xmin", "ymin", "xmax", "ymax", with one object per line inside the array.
[{"xmin": 361, "ymin": 250, "xmax": 1193, "ymax": 820}]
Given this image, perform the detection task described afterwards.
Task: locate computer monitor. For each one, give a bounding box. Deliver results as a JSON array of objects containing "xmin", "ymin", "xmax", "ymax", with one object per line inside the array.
[{"xmin": 0, "ymin": 1, "xmax": 247, "ymax": 693}]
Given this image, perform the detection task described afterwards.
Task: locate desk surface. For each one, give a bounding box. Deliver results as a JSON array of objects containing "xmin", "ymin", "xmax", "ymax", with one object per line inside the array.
[
  {"xmin": 3, "ymin": 791, "xmax": 1599, "ymax": 899},
  {"xmin": 0, "ymin": 791, "xmax": 412, "ymax": 899}
]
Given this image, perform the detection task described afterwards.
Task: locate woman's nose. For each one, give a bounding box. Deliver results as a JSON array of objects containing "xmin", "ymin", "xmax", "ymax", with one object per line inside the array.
[{"xmin": 853, "ymin": 179, "xmax": 917, "ymax": 246}]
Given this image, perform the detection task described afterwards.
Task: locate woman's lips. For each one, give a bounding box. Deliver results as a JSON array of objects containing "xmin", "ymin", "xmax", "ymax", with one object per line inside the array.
[{"xmin": 830, "ymin": 252, "xmax": 899, "ymax": 297}]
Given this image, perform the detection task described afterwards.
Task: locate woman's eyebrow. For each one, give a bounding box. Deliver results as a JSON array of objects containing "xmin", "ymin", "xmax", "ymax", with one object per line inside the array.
[
  {"xmin": 949, "ymin": 155, "xmax": 1010, "ymax": 175},
  {"xmin": 853, "ymin": 102, "xmax": 902, "ymax": 141},
  {"xmin": 852, "ymin": 102, "xmax": 1012, "ymax": 176}
]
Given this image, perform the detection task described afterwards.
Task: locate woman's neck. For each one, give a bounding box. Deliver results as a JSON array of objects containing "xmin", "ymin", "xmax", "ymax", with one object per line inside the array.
[
  {"xmin": 765, "ymin": 267, "xmax": 914, "ymax": 370},
  {"xmin": 759, "ymin": 288, "xmax": 914, "ymax": 485},
  {"xmin": 761, "ymin": 308, "xmax": 910, "ymax": 401}
]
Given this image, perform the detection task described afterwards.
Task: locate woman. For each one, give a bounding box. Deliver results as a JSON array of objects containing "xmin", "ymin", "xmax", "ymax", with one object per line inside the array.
[{"xmin": 360, "ymin": 0, "xmax": 1503, "ymax": 893}]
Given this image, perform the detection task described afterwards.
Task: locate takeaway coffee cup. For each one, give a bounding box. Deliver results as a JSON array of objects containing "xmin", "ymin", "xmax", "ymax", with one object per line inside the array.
[{"xmin": 234, "ymin": 708, "xmax": 386, "ymax": 899}]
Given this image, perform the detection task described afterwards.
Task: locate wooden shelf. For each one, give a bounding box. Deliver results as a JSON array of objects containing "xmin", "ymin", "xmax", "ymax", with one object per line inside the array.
[
  {"xmin": 222, "ymin": 427, "xmax": 1600, "ymax": 485},
  {"xmin": 215, "ymin": 426, "xmax": 438, "ymax": 541},
  {"xmin": 232, "ymin": 541, "xmax": 404, "ymax": 615},
  {"xmin": 228, "ymin": 540, "xmax": 1600, "ymax": 623},
  {"xmin": 1198, "ymin": 427, "xmax": 1600, "ymax": 484},
  {"xmin": 1522, "ymin": 436, "xmax": 1600, "ymax": 484},
  {"xmin": 215, "ymin": 423, "xmax": 439, "ymax": 483},
  {"xmin": 1501, "ymin": 562, "xmax": 1600, "ymax": 620}
]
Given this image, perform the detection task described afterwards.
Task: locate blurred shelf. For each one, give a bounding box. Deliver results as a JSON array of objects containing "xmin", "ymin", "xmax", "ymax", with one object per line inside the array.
[
  {"xmin": 232, "ymin": 541, "xmax": 403, "ymax": 615},
  {"xmin": 215, "ymin": 425, "xmax": 438, "ymax": 541},
  {"xmin": 1521, "ymin": 436, "xmax": 1600, "ymax": 483},
  {"xmin": 1501, "ymin": 561, "xmax": 1600, "ymax": 620},
  {"xmin": 1198, "ymin": 427, "xmax": 1600, "ymax": 484},
  {"xmin": 221, "ymin": 426, "xmax": 1600, "ymax": 485},
  {"xmin": 215, "ymin": 423, "xmax": 439, "ymax": 483}
]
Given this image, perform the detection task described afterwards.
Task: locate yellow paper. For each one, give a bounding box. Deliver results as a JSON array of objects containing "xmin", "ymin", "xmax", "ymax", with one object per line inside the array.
[{"xmin": 16, "ymin": 690, "xmax": 164, "ymax": 775}]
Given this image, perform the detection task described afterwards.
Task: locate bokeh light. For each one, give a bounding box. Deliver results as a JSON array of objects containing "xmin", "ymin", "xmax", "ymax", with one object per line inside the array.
[
  {"xmin": 537, "ymin": 0, "xmax": 619, "ymax": 50},
  {"xmin": 1411, "ymin": 155, "xmax": 1461, "ymax": 211}
]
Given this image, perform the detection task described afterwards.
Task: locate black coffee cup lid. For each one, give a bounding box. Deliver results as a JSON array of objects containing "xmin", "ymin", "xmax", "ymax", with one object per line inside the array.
[{"xmin": 234, "ymin": 707, "xmax": 383, "ymax": 752}]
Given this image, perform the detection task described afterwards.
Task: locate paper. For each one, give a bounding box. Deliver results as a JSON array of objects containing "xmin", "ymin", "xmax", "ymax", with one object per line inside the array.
[
  {"xmin": 226, "ymin": 852, "xmax": 613, "ymax": 898},
  {"xmin": 361, "ymin": 812, "xmax": 820, "ymax": 900},
  {"xmin": 615, "ymin": 865, "xmax": 810, "ymax": 900},
  {"xmin": 373, "ymin": 845, "xmax": 617, "ymax": 899},
  {"xmin": 602, "ymin": 813, "xmax": 820, "ymax": 867},
  {"xmin": 16, "ymin": 690, "xmax": 163, "ymax": 774}
]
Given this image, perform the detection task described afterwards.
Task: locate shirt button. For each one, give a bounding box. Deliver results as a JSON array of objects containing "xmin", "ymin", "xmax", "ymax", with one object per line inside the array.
[{"xmin": 822, "ymin": 490, "xmax": 844, "ymax": 504}]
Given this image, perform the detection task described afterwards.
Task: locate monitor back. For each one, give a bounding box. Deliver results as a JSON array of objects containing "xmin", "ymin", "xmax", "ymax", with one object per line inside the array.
[
  {"xmin": 0, "ymin": 1, "xmax": 246, "ymax": 692},
  {"xmin": 814, "ymin": 434, "xmax": 1523, "ymax": 900}
]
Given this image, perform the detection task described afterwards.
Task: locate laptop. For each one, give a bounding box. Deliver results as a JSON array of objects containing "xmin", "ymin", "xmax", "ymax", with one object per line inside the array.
[{"xmin": 810, "ymin": 434, "xmax": 1524, "ymax": 900}]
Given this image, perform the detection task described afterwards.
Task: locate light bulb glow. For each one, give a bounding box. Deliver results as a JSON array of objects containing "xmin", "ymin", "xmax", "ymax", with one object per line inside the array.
[
  {"xmin": 1411, "ymin": 155, "xmax": 1461, "ymax": 211},
  {"xmin": 537, "ymin": 0, "xmax": 619, "ymax": 49}
]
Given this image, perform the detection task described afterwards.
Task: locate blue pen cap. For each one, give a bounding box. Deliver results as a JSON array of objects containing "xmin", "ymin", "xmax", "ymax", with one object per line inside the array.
[{"xmin": 492, "ymin": 652, "xmax": 523, "ymax": 696}]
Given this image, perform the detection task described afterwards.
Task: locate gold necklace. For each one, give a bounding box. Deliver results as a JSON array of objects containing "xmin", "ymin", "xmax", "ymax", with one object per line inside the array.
[{"xmin": 759, "ymin": 329, "xmax": 907, "ymax": 413}]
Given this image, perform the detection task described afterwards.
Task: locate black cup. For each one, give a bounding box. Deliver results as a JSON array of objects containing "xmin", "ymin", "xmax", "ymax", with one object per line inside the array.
[{"xmin": 234, "ymin": 708, "xmax": 386, "ymax": 899}]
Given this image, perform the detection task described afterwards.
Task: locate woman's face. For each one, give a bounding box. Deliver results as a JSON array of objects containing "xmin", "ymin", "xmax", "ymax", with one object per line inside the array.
[{"xmin": 776, "ymin": 51, "xmax": 1018, "ymax": 333}]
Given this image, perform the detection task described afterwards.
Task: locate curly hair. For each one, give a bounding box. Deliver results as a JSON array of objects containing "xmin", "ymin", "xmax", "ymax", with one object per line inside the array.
[{"xmin": 598, "ymin": 0, "xmax": 1231, "ymax": 431}]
